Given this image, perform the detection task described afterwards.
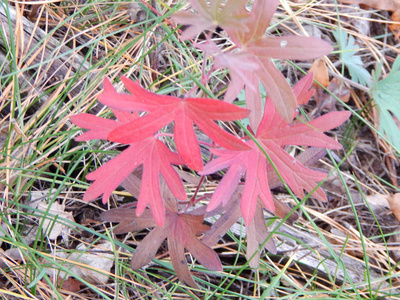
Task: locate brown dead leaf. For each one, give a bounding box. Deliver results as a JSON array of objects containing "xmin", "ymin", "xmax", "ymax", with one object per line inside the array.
[
  {"xmin": 59, "ymin": 277, "xmax": 83, "ymax": 293},
  {"xmin": 389, "ymin": 10, "xmax": 400, "ymax": 38},
  {"xmin": 313, "ymin": 78, "xmax": 350, "ymax": 113},
  {"xmin": 102, "ymin": 207, "xmax": 222, "ymax": 289},
  {"xmin": 310, "ymin": 59, "xmax": 329, "ymax": 88},
  {"xmin": 387, "ymin": 194, "xmax": 400, "ymax": 222}
]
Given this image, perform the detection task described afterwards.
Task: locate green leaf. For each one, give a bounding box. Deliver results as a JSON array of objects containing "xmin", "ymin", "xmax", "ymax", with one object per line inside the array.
[
  {"xmin": 333, "ymin": 28, "xmax": 372, "ymax": 86},
  {"xmin": 370, "ymin": 56, "xmax": 400, "ymax": 152}
]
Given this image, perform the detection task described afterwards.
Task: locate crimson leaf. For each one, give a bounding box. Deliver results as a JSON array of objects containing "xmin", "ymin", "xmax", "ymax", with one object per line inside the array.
[
  {"xmin": 224, "ymin": 0, "xmax": 332, "ymax": 127},
  {"xmin": 70, "ymin": 81, "xmax": 186, "ymax": 226},
  {"xmin": 200, "ymin": 74, "xmax": 351, "ymax": 225},
  {"xmin": 97, "ymin": 76, "xmax": 250, "ymax": 171}
]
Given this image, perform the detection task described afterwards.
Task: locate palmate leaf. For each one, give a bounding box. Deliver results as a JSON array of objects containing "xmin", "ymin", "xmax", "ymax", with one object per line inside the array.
[
  {"xmin": 222, "ymin": 0, "xmax": 333, "ymax": 128},
  {"xmin": 202, "ymin": 189, "xmax": 277, "ymax": 268},
  {"xmin": 70, "ymin": 82, "xmax": 187, "ymax": 226},
  {"xmin": 101, "ymin": 207, "xmax": 222, "ymax": 288},
  {"xmin": 202, "ymin": 149, "xmax": 326, "ymax": 268},
  {"xmin": 98, "ymin": 77, "xmax": 250, "ymax": 171},
  {"xmin": 200, "ymin": 74, "xmax": 351, "ymax": 225},
  {"xmin": 184, "ymin": 0, "xmax": 333, "ymax": 129},
  {"xmin": 370, "ymin": 56, "xmax": 400, "ymax": 151},
  {"xmin": 333, "ymin": 28, "xmax": 372, "ymax": 86}
]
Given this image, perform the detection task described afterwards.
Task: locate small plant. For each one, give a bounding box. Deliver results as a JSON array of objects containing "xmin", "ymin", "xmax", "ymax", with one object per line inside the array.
[{"xmin": 71, "ymin": 0, "xmax": 350, "ymax": 288}]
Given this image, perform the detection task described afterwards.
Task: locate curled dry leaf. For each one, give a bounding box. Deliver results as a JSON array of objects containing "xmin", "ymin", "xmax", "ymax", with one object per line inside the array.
[
  {"xmin": 36, "ymin": 201, "xmax": 75, "ymax": 241},
  {"xmin": 310, "ymin": 58, "xmax": 329, "ymax": 88},
  {"xmin": 58, "ymin": 277, "xmax": 83, "ymax": 293},
  {"xmin": 314, "ymin": 78, "xmax": 351, "ymax": 114},
  {"xmin": 387, "ymin": 194, "xmax": 400, "ymax": 222}
]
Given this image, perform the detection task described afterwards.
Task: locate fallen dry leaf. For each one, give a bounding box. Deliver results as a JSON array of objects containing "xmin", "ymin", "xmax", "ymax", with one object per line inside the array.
[
  {"xmin": 314, "ymin": 78, "xmax": 350, "ymax": 113},
  {"xmin": 310, "ymin": 59, "xmax": 329, "ymax": 88},
  {"xmin": 387, "ymin": 194, "xmax": 400, "ymax": 222},
  {"xmin": 37, "ymin": 201, "xmax": 75, "ymax": 240},
  {"xmin": 365, "ymin": 193, "xmax": 390, "ymax": 208},
  {"xmin": 46, "ymin": 241, "xmax": 114, "ymax": 284},
  {"xmin": 30, "ymin": 190, "xmax": 75, "ymax": 241},
  {"xmin": 0, "ymin": 248, "xmax": 24, "ymax": 269},
  {"xmin": 58, "ymin": 277, "xmax": 83, "ymax": 293}
]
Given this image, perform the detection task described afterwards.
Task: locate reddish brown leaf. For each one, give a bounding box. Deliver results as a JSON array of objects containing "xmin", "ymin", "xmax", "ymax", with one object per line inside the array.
[
  {"xmin": 168, "ymin": 235, "xmax": 198, "ymax": 288},
  {"xmin": 203, "ymin": 189, "xmax": 277, "ymax": 268},
  {"xmin": 271, "ymin": 195, "xmax": 299, "ymax": 225},
  {"xmin": 202, "ymin": 190, "xmax": 243, "ymax": 247},
  {"xmin": 58, "ymin": 277, "xmax": 82, "ymax": 293},
  {"xmin": 101, "ymin": 208, "xmax": 222, "ymax": 288}
]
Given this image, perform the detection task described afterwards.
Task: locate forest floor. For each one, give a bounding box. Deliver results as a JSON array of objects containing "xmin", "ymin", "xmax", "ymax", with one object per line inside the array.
[{"xmin": 0, "ymin": 0, "xmax": 400, "ymax": 299}]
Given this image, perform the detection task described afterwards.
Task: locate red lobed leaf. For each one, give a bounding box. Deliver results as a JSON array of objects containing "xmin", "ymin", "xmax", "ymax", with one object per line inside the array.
[
  {"xmin": 82, "ymin": 137, "xmax": 186, "ymax": 226},
  {"xmin": 200, "ymin": 74, "xmax": 351, "ymax": 225},
  {"xmin": 71, "ymin": 82, "xmax": 188, "ymax": 226},
  {"xmin": 293, "ymin": 72, "xmax": 316, "ymax": 106},
  {"xmin": 98, "ymin": 77, "xmax": 250, "ymax": 171},
  {"xmin": 70, "ymin": 114, "xmax": 119, "ymax": 141},
  {"xmin": 209, "ymin": 0, "xmax": 333, "ymax": 128}
]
